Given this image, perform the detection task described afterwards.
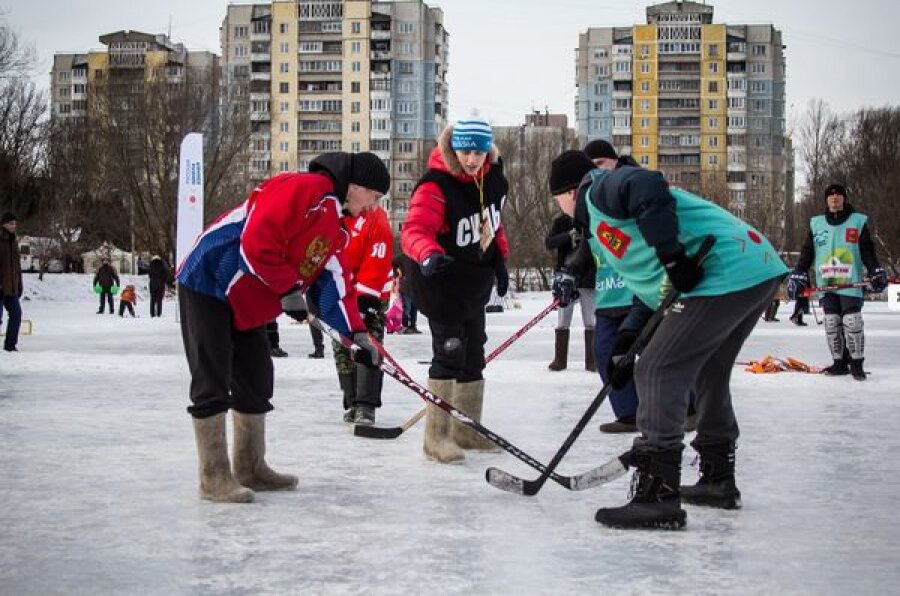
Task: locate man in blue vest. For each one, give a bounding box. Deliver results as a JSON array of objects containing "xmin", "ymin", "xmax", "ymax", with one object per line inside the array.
[
  {"xmin": 549, "ymin": 150, "xmax": 787, "ymax": 530},
  {"xmin": 787, "ymin": 184, "xmax": 888, "ymax": 381}
]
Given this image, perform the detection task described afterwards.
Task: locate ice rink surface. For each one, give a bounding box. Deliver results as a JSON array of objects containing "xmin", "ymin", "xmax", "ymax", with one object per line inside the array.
[{"xmin": 2, "ymin": 274, "xmax": 899, "ymax": 594}]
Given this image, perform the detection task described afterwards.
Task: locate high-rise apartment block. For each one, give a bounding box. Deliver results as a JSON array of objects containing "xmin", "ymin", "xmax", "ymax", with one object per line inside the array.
[
  {"xmin": 50, "ymin": 30, "xmax": 219, "ymax": 122},
  {"xmin": 576, "ymin": 1, "xmax": 786, "ymax": 218},
  {"xmin": 221, "ymin": 0, "xmax": 448, "ymax": 229}
]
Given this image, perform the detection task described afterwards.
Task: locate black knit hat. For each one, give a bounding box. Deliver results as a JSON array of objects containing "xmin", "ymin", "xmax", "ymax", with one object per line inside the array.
[
  {"xmin": 824, "ymin": 183, "xmax": 847, "ymax": 199},
  {"xmin": 550, "ymin": 150, "xmax": 595, "ymax": 195},
  {"xmin": 0, "ymin": 212, "xmax": 16, "ymax": 224},
  {"xmin": 584, "ymin": 139, "xmax": 618, "ymax": 161},
  {"xmin": 350, "ymin": 152, "xmax": 391, "ymax": 194}
]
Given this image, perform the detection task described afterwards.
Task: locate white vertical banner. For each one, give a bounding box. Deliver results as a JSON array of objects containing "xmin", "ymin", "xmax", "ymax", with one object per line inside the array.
[{"xmin": 176, "ymin": 132, "xmax": 204, "ymax": 270}]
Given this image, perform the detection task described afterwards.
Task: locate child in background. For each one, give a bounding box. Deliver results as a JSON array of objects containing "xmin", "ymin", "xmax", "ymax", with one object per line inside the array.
[
  {"xmin": 119, "ymin": 284, "xmax": 137, "ymax": 318},
  {"xmin": 385, "ymin": 277, "xmax": 404, "ymax": 334}
]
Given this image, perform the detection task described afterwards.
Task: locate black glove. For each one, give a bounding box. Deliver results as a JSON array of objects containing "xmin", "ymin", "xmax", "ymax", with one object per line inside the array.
[
  {"xmin": 657, "ymin": 244, "xmax": 704, "ymax": 293},
  {"xmin": 606, "ymin": 330, "xmax": 638, "ymax": 390},
  {"xmin": 280, "ymin": 289, "xmax": 308, "ymax": 322},
  {"xmin": 352, "ymin": 332, "xmax": 381, "ymax": 368},
  {"xmin": 420, "ymin": 253, "xmax": 454, "ymax": 277},
  {"xmin": 786, "ymin": 271, "xmax": 808, "ymax": 300},
  {"xmin": 551, "ymin": 271, "xmax": 578, "ymax": 307},
  {"xmin": 357, "ymin": 294, "xmax": 382, "ymax": 318},
  {"xmin": 495, "ymin": 259, "xmax": 509, "ymax": 297},
  {"xmin": 869, "ymin": 267, "xmax": 889, "ymax": 293}
]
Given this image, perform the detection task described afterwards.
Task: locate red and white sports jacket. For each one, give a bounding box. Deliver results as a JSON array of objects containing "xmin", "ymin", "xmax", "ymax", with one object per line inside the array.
[{"xmin": 340, "ymin": 205, "xmax": 394, "ymax": 301}]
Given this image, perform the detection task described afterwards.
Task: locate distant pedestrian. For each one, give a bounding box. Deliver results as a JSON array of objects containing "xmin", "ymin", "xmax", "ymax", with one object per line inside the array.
[
  {"xmin": 118, "ymin": 284, "xmax": 137, "ymax": 317},
  {"xmin": 266, "ymin": 320, "xmax": 288, "ymax": 358},
  {"xmin": 148, "ymin": 255, "xmax": 172, "ymax": 318},
  {"xmin": 93, "ymin": 258, "xmax": 120, "ymax": 314},
  {"xmin": 0, "ymin": 212, "xmax": 23, "ymax": 352}
]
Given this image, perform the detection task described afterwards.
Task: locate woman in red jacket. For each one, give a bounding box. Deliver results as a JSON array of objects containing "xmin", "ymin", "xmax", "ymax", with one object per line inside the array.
[{"xmin": 401, "ymin": 119, "xmax": 509, "ymax": 463}]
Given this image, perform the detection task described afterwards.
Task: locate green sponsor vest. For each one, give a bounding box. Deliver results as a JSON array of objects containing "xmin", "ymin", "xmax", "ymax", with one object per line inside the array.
[
  {"xmin": 583, "ymin": 170, "xmax": 788, "ymax": 308},
  {"xmin": 588, "ymin": 235, "xmax": 633, "ymax": 310},
  {"xmin": 809, "ymin": 212, "xmax": 868, "ymax": 298}
]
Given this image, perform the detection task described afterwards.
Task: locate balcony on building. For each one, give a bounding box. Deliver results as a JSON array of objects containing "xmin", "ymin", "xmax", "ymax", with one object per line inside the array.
[
  {"xmin": 251, "ymin": 41, "xmax": 270, "ymax": 62},
  {"xmin": 726, "ymin": 40, "xmax": 747, "ymax": 61},
  {"xmin": 250, "ymin": 63, "xmax": 271, "ymax": 81},
  {"xmin": 371, "ymin": 40, "xmax": 391, "ymax": 60}
]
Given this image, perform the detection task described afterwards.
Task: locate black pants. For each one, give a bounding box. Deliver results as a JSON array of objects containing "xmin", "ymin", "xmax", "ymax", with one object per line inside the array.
[
  {"xmin": 118, "ymin": 301, "xmax": 135, "ymax": 317},
  {"xmin": 428, "ymin": 309, "xmax": 487, "ymax": 382},
  {"xmin": 149, "ymin": 287, "xmax": 164, "ymax": 317},
  {"xmin": 98, "ymin": 290, "xmax": 114, "ymax": 313},
  {"xmin": 266, "ymin": 320, "xmax": 280, "ymax": 349},
  {"xmin": 309, "ymin": 323, "xmax": 324, "ymax": 351},
  {"xmin": 179, "ymin": 286, "xmax": 274, "ymax": 418}
]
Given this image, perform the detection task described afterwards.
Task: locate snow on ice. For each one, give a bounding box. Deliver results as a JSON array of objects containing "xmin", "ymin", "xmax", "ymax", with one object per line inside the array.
[{"xmin": 1, "ymin": 273, "xmax": 899, "ymax": 594}]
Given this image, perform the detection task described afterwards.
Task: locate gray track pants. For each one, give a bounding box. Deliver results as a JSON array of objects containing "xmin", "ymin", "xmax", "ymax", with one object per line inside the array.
[{"xmin": 633, "ymin": 277, "xmax": 782, "ymax": 452}]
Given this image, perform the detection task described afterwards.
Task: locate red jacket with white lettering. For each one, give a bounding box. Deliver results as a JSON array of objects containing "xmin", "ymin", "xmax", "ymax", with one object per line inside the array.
[
  {"xmin": 340, "ymin": 205, "xmax": 394, "ymax": 301},
  {"xmin": 401, "ymin": 144, "xmax": 509, "ymax": 264}
]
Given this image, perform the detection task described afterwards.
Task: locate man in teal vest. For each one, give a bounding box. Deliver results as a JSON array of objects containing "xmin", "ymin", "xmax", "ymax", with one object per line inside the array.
[
  {"xmin": 786, "ymin": 184, "xmax": 888, "ymax": 380},
  {"xmin": 549, "ymin": 150, "xmax": 787, "ymax": 530}
]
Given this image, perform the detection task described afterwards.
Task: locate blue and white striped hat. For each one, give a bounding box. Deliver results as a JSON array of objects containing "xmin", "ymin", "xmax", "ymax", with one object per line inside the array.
[{"xmin": 450, "ymin": 119, "xmax": 493, "ymax": 152}]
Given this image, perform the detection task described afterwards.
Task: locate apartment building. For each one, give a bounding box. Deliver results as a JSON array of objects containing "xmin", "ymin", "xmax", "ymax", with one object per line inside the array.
[
  {"xmin": 575, "ymin": 1, "xmax": 786, "ymax": 219},
  {"xmin": 51, "ymin": 30, "xmax": 219, "ymax": 122},
  {"xmin": 221, "ymin": 0, "xmax": 448, "ymax": 230}
]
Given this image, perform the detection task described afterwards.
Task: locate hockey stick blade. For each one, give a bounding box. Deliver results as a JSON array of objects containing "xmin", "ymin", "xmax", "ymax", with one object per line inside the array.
[
  {"xmin": 352, "ymin": 408, "xmax": 426, "ymax": 439},
  {"xmin": 485, "ymin": 453, "xmax": 631, "ymax": 494}
]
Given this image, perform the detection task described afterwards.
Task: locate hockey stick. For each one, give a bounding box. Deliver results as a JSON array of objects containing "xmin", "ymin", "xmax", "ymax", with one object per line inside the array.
[
  {"xmin": 801, "ymin": 278, "xmax": 899, "ymax": 297},
  {"xmin": 309, "ymin": 316, "xmax": 583, "ymax": 488},
  {"xmin": 354, "ymin": 298, "xmax": 560, "ymax": 440},
  {"xmin": 485, "ymin": 235, "xmax": 717, "ymax": 496},
  {"xmin": 810, "ymin": 300, "xmax": 823, "ymax": 325}
]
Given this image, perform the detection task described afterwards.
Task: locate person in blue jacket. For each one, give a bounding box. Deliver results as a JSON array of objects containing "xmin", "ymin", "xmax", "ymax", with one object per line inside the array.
[
  {"xmin": 786, "ymin": 184, "xmax": 888, "ymax": 381},
  {"xmin": 549, "ymin": 150, "xmax": 788, "ymax": 530}
]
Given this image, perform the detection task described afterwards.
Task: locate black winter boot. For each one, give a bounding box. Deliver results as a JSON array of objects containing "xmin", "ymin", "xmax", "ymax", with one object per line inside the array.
[
  {"xmin": 595, "ymin": 449, "xmax": 686, "ymax": 530},
  {"xmin": 339, "ymin": 372, "xmax": 356, "ymax": 421},
  {"xmin": 681, "ymin": 441, "xmax": 742, "ymax": 510},
  {"xmin": 850, "ymin": 358, "xmax": 866, "ymax": 381},
  {"xmin": 822, "ymin": 359, "xmax": 850, "ymax": 376},
  {"xmin": 548, "ymin": 329, "xmax": 569, "ymax": 371}
]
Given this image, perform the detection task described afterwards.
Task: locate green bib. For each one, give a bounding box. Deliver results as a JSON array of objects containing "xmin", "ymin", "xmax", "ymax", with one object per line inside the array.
[
  {"xmin": 809, "ymin": 212, "xmax": 868, "ymax": 298},
  {"xmin": 584, "ymin": 171, "xmax": 788, "ymax": 308},
  {"xmin": 588, "ymin": 236, "xmax": 634, "ymax": 310}
]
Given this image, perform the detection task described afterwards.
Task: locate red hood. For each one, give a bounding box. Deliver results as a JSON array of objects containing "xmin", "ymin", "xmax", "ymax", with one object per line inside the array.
[{"xmin": 426, "ymin": 145, "xmax": 492, "ymax": 183}]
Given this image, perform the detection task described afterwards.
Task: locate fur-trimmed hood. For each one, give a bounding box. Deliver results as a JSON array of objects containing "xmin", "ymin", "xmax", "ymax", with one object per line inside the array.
[{"xmin": 429, "ymin": 123, "xmax": 501, "ymax": 181}]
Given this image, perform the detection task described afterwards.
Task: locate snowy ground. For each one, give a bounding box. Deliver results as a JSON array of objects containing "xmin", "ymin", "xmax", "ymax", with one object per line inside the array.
[{"xmin": 2, "ymin": 273, "xmax": 899, "ymax": 595}]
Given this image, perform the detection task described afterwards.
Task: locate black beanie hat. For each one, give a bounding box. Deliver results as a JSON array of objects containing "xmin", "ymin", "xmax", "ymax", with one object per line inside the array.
[
  {"xmin": 0, "ymin": 212, "xmax": 16, "ymax": 224},
  {"xmin": 824, "ymin": 183, "xmax": 847, "ymax": 200},
  {"xmin": 350, "ymin": 152, "xmax": 391, "ymax": 194},
  {"xmin": 584, "ymin": 139, "xmax": 618, "ymax": 161},
  {"xmin": 550, "ymin": 150, "xmax": 595, "ymax": 195}
]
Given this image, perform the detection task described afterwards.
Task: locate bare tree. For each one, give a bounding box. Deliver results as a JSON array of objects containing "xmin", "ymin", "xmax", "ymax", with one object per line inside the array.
[
  {"xmin": 0, "ymin": 19, "xmax": 46, "ymax": 218},
  {"xmin": 90, "ymin": 64, "xmax": 252, "ymax": 260},
  {"xmin": 495, "ymin": 125, "xmax": 576, "ymax": 291}
]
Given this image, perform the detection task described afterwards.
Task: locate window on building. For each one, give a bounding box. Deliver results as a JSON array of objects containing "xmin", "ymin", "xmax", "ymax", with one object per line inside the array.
[
  {"xmin": 708, "ymin": 99, "xmax": 718, "ymax": 109},
  {"xmin": 280, "ymin": 122, "xmax": 289, "ymax": 133},
  {"xmin": 708, "ymin": 117, "xmax": 718, "ymax": 127},
  {"xmin": 752, "ymin": 44, "xmax": 767, "ymax": 56},
  {"xmin": 709, "ymin": 62, "xmax": 718, "ymax": 73},
  {"xmin": 280, "ymin": 62, "xmax": 290, "ymax": 73},
  {"xmin": 234, "ymin": 25, "xmax": 248, "ymax": 38},
  {"xmin": 279, "ymin": 161, "xmax": 289, "ymax": 172},
  {"xmin": 280, "ymin": 23, "xmax": 289, "ymax": 34},
  {"xmin": 352, "ymin": 61, "xmax": 361, "ymax": 72},
  {"xmin": 351, "ymin": 81, "xmax": 360, "ymax": 93},
  {"xmin": 641, "ymin": 136, "xmax": 649, "ymax": 147},
  {"xmin": 641, "ymin": 81, "xmax": 650, "ymax": 92},
  {"xmin": 398, "ymin": 141, "xmax": 414, "ymax": 153},
  {"xmin": 708, "ymin": 44, "xmax": 719, "ymax": 57},
  {"xmin": 351, "ymin": 101, "xmax": 360, "ymax": 113},
  {"xmin": 399, "ymin": 61, "xmax": 414, "ymax": 74},
  {"xmin": 351, "ymin": 142, "xmax": 361, "ymax": 152},
  {"xmin": 641, "ymin": 118, "xmax": 650, "ymax": 128},
  {"xmin": 234, "ymin": 46, "xmax": 248, "ymax": 58},
  {"xmin": 352, "ymin": 21, "xmax": 361, "ymax": 34},
  {"xmin": 280, "ymin": 42, "xmax": 289, "ymax": 53},
  {"xmin": 351, "ymin": 121, "xmax": 360, "ymax": 132},
  {"xmin": 398, "ymin": 161, "xmax": 413, "ymax": 175},
  {"xmin": 280, "ymin": 141, "xmax": 289, "ymax": 152},
  {"xmin": 640, "ymin": 155, "xmax": 649, "ymax": 165},
  {"xmin": 280, "ymin": 101, "xmax": 289, "ymax": 113},
  {"xmin": 751, "ymin": 63, "xmax": 767, "ymax": 74},
  {"xmin": 279, "ymin": 82, "xmax": 289, "ymax": 93},
  {"xmin": 371, "ymin": 139, "xmax": 390, "ymax": 152},
  {"xmin": 708, "ymin": 81, "xmax": 718, "ymax": 93},
  {"xmin": 59, "ymin": 87, "xmax": 70, "ymax": 98},
  {"xmin": 708, "ymin": 155, "xmax": 719, "ymax": 166},
  {"xmin": 351, "ymin": 41, "xmax": 361, "ymax": 53},
  {"xmin": 640, "ymin": 100, "xmax": 650, "ymax": 111},
  {"xmin": 399, "ymin": 22, "xmax": 415, "ymax": 34},
  {"xmin": 708, "ymin": 136, "xmax": 719, "ymax": 147},
  {"xmin": 641, "ymin": 63, "xmax": 651, "ymax": 73}
]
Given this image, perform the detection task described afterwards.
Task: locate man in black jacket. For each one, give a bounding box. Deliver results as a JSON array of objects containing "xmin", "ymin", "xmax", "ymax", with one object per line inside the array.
[
  {"xmin": 545, "ymin": 213, "xmax": 596, "ymax": 371},
  {"xmin": 148, "ymin": 255, "xmax": 172, "ymax": 318},
  {"xmin": 0, "ymin": 212, "xmax": 23, "ymax": 352},
  {"xmin": 93, "ymin": 258, "xmax": 120, "ymax": 314}
]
